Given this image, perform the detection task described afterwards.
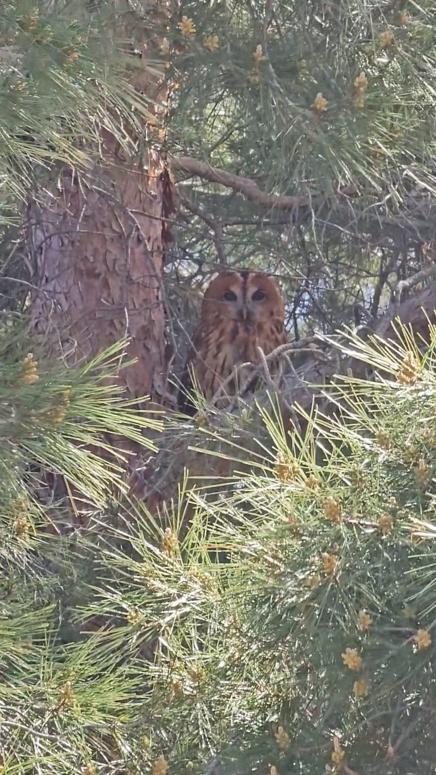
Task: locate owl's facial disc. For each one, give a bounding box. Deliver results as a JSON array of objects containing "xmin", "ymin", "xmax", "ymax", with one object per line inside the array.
[{"xmin": 204, "ymin": 271, "xmax": 282, "ymax": 330}]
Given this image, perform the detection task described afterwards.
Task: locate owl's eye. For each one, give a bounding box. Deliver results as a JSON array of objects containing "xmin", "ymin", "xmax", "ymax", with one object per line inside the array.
[
  {"xmin": 252, "ymin": 289, "xmax": 266, "ymax": 302},
  {"xmin": 223, "ymin": 290, "xmax": 237, "ymax": 302}
]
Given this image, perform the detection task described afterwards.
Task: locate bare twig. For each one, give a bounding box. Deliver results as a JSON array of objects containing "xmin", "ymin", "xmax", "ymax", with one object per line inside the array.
[
  {"xmin": 206, "ymin": 338, "xmax": 325, "ymax": 411},
  {"xmin": 209, "ymin": 360, "xmax": 253, "ymax": 406},
  {"xmin": 343, "ymin": 766, "xmax": 363, "ymax": 775},
  {"xmin": 179, "ymin": 192, "xmax": 227, "ymax": 264},
  {"xmin": 255, "ymin": 345, "xmax": 278, "ymax": 391},
  {"xmin": 370, "ymin": 248, "xmax": 397, "ymax": 318}
]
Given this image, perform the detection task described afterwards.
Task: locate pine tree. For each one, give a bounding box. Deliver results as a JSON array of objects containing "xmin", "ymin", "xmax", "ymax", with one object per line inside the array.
[
  {"xmin": 0, "ymin": 5, "xmax": 166, "ymax": 771},
  {"xmin": 0, "ymin": 339, "xmax": 162, "ymax": 772},
  {"xmin": 1, "ymin": 1, "xmax": 436, "ymax": 773},
  {"xmin": 1, "ymin": 1, "xmax": 176, "ymax": 401},
  {"xmin": 82, "ymin": 328, "xmax": 436, "ymax": 774},
  {"xmin": 165, "ymin": 0, "xmax": 436, "ymax": 336}
]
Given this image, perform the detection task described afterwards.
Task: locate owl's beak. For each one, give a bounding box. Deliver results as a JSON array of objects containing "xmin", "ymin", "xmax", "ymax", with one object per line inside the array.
[{"xmin": 239, "ymin": 306, "xmax": 254, "ymax": 330}]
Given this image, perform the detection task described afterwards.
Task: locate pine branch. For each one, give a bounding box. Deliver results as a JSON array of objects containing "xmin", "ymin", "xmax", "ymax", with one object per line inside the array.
[{"xmin": 171, "ymin": 156, "xmax": 308, "ymax": 211}]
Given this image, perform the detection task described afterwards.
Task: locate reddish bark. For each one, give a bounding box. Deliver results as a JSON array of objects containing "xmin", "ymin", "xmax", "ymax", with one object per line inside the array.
[{"xmin": 29, "ymin": 151, "xmax": 175, "ymax": 400}]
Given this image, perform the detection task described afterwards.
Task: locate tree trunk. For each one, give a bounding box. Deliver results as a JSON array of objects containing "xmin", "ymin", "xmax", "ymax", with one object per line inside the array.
[
  {"xmin": 28, "ymin": 0, "xmax": 176, "ymax": 402},
  {"xmin": 26, "ymin": 5, "xmax": 177, "ymax": 510},
  {"xmin": 29, "ymin": 143, "xmax": 174, "ymax": 401}
]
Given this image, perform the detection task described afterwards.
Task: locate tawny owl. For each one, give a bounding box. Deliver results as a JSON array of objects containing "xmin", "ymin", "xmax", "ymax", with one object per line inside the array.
[{"xmin": 178, "ymin": 270, "xmax": 288, "ymax": 415}]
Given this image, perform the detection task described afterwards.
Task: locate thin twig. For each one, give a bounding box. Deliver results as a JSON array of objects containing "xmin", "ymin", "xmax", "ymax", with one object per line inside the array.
[
  {"xmin": 396, "ymin": 262, "xmax": 436, "ymax": 302},
  {"xmin": 179, "ymin": 192, "xmax": 227, "ymax": 264}
]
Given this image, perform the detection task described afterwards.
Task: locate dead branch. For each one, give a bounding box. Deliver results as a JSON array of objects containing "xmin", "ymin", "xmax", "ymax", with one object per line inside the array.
[
  {"xmin": 376, "ymin": 281, "xmax": 436, "ymax": 340},
  {"xmin": 395, "ymin": 262, "xmax": 436, "ymax": 302}
]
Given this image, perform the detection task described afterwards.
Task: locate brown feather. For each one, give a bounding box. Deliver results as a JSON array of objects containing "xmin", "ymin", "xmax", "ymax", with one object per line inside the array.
[{"xmin": 178, "ymin": 271, "xmax": 287, "ymax": 414}]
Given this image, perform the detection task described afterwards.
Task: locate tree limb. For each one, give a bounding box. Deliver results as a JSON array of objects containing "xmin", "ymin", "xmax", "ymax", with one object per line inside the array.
[
  {"xmin": 395, "ymin": 262, "xmax": 436, "ymax": 301},
  {"xmin": 170, "ymin": 156, "xmax": 308, "ymax": 211},
  {"xmin": 172, "ymin": 158, "xmax": 436, "ymax": 251}
]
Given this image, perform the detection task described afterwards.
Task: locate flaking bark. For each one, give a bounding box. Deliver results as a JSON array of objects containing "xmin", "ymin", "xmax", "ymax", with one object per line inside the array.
[{"xmin": 29, "ymin": 150, "xmax": 173, "ymax": 401}]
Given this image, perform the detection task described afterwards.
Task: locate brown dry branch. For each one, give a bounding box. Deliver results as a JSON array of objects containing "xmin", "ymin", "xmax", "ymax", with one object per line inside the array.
[
  {"xmin": 171, "ymin": 156, "xmax": 311, "ymax": 211},
  {"xmin": 396, "ymin": 263, "xmax": 436, "ymax": 301},
  {"xmin": 375, "ymin": 275, "xmax": 436, "ymax": 342},
  {"xmin": 171, "ymin": 157, "xmax": 436, "ymax": 258}
]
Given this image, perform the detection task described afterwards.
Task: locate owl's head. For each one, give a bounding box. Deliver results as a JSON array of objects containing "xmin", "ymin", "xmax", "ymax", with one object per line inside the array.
[{"xmin": 201, "ymin": 270, "xmax": 285, "ymax": 328}]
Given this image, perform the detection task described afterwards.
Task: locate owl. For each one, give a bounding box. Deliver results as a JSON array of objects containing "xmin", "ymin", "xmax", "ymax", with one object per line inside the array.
[{"xmin": 178, "ymin": 270, "xmax": 288, "ymax": 415}]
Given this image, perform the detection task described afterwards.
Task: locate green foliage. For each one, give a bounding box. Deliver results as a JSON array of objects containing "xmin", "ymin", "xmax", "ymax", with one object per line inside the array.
[
  {"xmin": 171, "ymin": 0, "xmax": 436, "ymax": 193},
  {"xmin": 0, "ymin": 631, "xmax": 146, "ymax": 773},
  {"xmin": 0, "ymin": 335, "xmax": 159, "ymax": 506},
  {"xmin": 76, "ymin": 327, "xmax": 436, "ymax": 774},
  {"xmin": 0, "ymin": 0, "xmax": 159, "ymax": 220},
  {"xmin": 162, "ymin": 0, "xmax": 436, "ymax": 339},
  {"xmin": 1, "ymin": 2, "xmax": 436, "ymax": 773},
  {"xmin": 0, "ymin": 6, "xmax": 170, "ymax": 768},
  {"xmin": 0, "ymin": 333, "xmax": 162, "ymax": 774}
]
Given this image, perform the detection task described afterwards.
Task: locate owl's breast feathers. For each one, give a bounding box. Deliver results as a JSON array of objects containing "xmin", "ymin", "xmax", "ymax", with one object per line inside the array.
[{"xmin": 178, "ymin": 314, "xmax": 287, "ymax": 414}]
